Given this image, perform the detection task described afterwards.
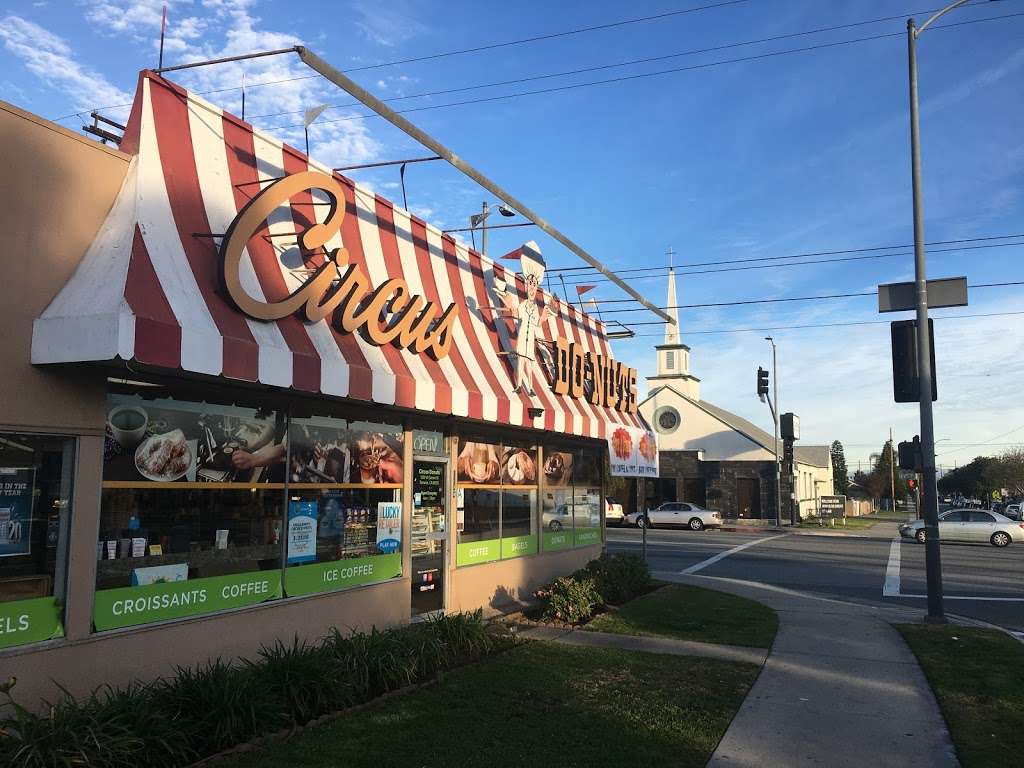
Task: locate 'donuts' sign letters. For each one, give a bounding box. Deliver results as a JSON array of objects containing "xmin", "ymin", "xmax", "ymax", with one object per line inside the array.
[
  {"xmin": 219, "ymin": 171, "xmax": 458, "ymax": 361},
  {"xmin": 550, "ymin": 337, "xmax": 637, "ymax": 414}
]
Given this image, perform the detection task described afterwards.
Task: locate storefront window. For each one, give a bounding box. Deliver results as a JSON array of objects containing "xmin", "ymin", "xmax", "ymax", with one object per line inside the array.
[
  {"xmin": 94, "ymin": 395, "xmax": 286, "ymax": 631},
  {"xmin": 283, "ymin": 416, "xmax": 403, "ymax": 597},
  {"xmin": 541, "ymin": 449, "xmax": 575, "ymax": 552},
  {"xmin": 455, "ymin": 438, "xmax": 538, "ymax": 565},
  {"xmin": 0, "ymin": 433, "xmax": 73, "ymax": 650},
  {"xmin": 572, "ymin": 447, "xmax": 603, "ymax": 548}
]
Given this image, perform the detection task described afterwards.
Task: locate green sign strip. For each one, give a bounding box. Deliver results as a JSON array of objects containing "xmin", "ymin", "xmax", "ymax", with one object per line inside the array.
[
  {"xmin": 500, "ymin": 534, "xmax": 538, "ymax": 559},
  {"xmin": 574, "ymin": 527, "xmax": 602, "ymax": 547},
  {"xmin": 542, "ymin": 530, "xmax": 573, "ymax": 552},
  {"xmin": 456, "ymin": 538, "xmax": 501, "ymax": 567},
  {"xmin": 94, "ymin": 570, "xmax": 282, "ymax": 631},
  {"xmin": 0, "ymin": 596, "xmax": 64, "ymax": 650},
  {"xmin": 284, "ymin": 553, "xmax": 402, "ymax": 598}
]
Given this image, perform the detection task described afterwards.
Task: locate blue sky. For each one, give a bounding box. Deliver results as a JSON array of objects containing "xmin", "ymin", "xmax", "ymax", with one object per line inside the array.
[{"xmin": 2, "ymin": 0, "xmax": 1022, "ymax": 468}]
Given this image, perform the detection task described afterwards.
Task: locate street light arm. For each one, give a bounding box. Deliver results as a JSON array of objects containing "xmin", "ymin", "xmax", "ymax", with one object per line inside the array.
[{"xmin": 917, "ymin": 0, "xmax": 992, "ymax": 35}]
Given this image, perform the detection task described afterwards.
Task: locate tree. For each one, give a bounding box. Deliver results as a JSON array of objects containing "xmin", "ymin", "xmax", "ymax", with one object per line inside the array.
[
  {"xmin": 938, "ymin": 456, "xmax": 996, "ymax": 499},
  {"xmin": 830, "ymin": 440, "xmax": 849, "ymax": 495}
]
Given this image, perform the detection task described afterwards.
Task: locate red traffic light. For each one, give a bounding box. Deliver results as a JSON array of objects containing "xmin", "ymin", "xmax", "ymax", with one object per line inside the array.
[{"xmin": 907, "ymin": 478, "xmax": 917, "ymax": 490}]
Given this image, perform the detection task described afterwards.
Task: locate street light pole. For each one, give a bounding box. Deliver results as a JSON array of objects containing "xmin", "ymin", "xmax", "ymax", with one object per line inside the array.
[
  {"xmin": 904, "ymin": 1, "xmax": 984, "ymax": 623},
  {"xmin": 480, "ymin": 202, "xmax": 490, "ymax": 257},
  {"xmin": 766, "ymin": 337, "xmax": 781, "ymax": 526}
]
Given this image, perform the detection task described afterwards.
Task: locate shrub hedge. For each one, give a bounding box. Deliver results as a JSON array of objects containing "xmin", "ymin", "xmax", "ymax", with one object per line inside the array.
[
  {"xmin": 533, "ymin": 553, "xmax": 652, "ymax": 624},
  {"xmin": 0, "ymin": 611, "xmax": 495, "ymax": 768}
]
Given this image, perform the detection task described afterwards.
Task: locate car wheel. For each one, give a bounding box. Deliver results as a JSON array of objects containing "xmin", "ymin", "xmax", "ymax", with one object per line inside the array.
[
  {"xmin": 636, "ymin": 516, "xmax": 650, "ymax": 529},
  {"xmin": 548, "ymin": 520, "xmax": 562, "ymax": 532},
  {"xmin": 991, "ymin": 531, "xmax": 1011, "ymax": 548},
  {"xmin": 688, "ymin": 517, "xmax": 705, "ymax": 531},
  {"xmin": 915, "ymin": 528, "xmax": 927, "ymax": 544}
]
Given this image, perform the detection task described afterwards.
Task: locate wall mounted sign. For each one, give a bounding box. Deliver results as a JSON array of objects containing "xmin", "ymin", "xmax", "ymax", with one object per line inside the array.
[
  {"xmin": 219, "ymin": 171, "xmax": 459, "ymax": 361},
  {"xmin": 550, "ymin": 338, "xmax": 638, "ymax": 414}
]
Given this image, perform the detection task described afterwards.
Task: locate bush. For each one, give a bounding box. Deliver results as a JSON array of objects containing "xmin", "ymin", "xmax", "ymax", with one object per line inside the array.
[
  {"xmin": 583, "ymin": 553, "xmax": 652, "ymax": 605},
  {"xmin": 535, "ymin": 575, "xmax": 603, "ymax": 624},
  {"xmin": 0, "ymin": 611, "xmax": 495, "ymax": 768}
]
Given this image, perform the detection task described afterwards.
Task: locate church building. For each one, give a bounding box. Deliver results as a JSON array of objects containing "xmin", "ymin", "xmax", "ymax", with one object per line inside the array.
[{"xmin": 638, "ymin": 268, "xmax": 833, "ymax": 520}]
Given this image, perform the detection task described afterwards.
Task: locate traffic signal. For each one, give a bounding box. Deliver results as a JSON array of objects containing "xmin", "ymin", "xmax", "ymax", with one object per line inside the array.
[
  {"xmin": 891, "ymin": 319, "xmax": 937, "ymax": 403},
  {"xmin": 757, "ymin": 367, "xmax": 769, "ymax": 398},
  {"xmin": 907, "ymin": 478, "xmax": 917, "ymax": 491},
  {"xmin": 898, "ymin": 436, "xmax": 923, "ymax": 472}
]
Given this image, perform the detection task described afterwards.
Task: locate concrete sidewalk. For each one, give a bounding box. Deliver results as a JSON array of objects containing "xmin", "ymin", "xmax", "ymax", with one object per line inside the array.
[{"xmin": 672, "ymin": 575, "xmax": 958, "ymax": 768}]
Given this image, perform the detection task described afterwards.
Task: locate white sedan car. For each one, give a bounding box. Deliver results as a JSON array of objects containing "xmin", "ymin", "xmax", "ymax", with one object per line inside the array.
[
  {"xmin": 899, "ymin": 509, "xmax": 1024, "ymax": 547},
  {"xmin": 624, "ymin": 502, "xmax": 722, "ymax": 531}
]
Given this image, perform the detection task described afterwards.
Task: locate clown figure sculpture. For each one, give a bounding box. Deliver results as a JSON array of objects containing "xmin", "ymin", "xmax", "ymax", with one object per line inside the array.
[{"xmin": 496, "ymin": 241, "xmax": 553, "ymax": 395}]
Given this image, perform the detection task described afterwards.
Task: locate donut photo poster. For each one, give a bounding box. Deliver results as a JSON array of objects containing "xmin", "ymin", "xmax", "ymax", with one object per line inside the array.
[{"xmin": 607, "ymin": 425, "xmax": 659, "ymax": 478}]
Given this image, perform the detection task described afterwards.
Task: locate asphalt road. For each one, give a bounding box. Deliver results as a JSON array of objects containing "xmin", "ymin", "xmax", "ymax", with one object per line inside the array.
[{"xmin": 606, "ymin": 522, "xmax": 1024, "ymax": 632}]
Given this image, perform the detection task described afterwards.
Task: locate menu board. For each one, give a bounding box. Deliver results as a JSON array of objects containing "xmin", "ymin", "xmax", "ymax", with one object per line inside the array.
[
  {"xmin": 0, "ymin": 468, "xmax": 34, "ymax": 557},
  {"xmin": 104, "ymin": 396, "xmax": 285, "ymax": 484},
  {"xmin": 289, "ymin": 417, "xmax": 403, "ymax": 485}
]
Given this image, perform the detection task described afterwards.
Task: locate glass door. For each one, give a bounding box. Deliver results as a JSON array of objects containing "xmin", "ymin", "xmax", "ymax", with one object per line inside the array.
[{"xmin": 411, "ymin": 460, "xmax": 447, "ymax": 615}]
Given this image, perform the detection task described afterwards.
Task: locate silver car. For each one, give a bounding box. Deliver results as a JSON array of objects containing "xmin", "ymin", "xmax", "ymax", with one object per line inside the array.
[
  {"xmin": 899, "ymin": 509, "xmax": 1024, "ymax": 548},
  {"xmin": 625, "ymin": 502, "xmax": 722, "ymax": 531}
]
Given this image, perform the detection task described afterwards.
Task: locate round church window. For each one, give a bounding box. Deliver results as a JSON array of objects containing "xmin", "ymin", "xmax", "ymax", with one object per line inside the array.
[{"xmin": 656, "ymin": 407, "xmax": 680, "ymax": 433}]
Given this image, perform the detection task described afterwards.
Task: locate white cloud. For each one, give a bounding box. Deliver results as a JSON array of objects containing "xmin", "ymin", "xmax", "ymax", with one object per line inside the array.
[{"xmin": 0, "ymin": 15, "xmax": 131, "ymax": 112}]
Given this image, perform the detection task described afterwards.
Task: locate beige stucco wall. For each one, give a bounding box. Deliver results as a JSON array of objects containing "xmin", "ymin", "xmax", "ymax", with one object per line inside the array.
[
  {"xmin": 447, "ymin": 545, "xmax": 601, "ymax": 615},
  {"xmin": 0, "ymin": 100, "xmax": 127, "ymax": 434},
  {"xmin": 794, "ymin": 458, "xmax": 835, "ymax": 518}
]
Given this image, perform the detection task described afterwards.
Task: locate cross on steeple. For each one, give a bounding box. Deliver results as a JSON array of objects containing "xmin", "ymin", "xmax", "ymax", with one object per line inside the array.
[{"xmin": 666, "ymin": 246, "xmax": 675, "ymax": 269}]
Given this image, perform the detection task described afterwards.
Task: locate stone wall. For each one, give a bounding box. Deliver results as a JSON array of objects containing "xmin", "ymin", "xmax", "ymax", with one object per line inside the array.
[{"xmin": 659, "ymin": 450, "xmax": 783, "ymax": 520}]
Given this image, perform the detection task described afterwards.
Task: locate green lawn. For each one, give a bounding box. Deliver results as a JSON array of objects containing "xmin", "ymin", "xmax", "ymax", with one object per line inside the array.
[
  {"xmin": 216, "ymin": 641, "xmax": 759, "ymax": 768},
  {"xmin": 897, "ymin": 625, "xmax": 1024, "ymax": 768},
  {"xmin": 585, "ymin": 584, "xmax": 778, "ymax": 648}
]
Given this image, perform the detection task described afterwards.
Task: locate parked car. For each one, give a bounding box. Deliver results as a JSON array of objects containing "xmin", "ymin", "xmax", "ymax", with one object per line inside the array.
[
  {"xmin": 899, "ymin": 509, "xmax": 1024, "ymax": 547},
  {"xmin": 542, "ymin": 503, "xmax": 597, "ymax": 531},
  {"xmin": 1002, "ymin": 503, "xmax": 1022, "ymax": 521},
  {"xmin": 624, "ymin": 502, "xmax": 722, "ymax": 531},
  {"xmin": 604, "ymin": 497, "xmax": 625, "ymax": 526}
]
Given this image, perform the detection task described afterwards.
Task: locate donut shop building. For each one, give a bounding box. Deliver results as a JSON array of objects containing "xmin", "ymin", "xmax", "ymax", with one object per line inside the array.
[{"xmin": 0, "ymin": 72, "xmax": 656, "ymax": 704}]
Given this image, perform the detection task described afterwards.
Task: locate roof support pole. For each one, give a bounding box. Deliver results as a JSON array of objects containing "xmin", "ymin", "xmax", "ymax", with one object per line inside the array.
[{"xmin": 295, "ymin": 46, "xmax": 674, "ymax": 325}]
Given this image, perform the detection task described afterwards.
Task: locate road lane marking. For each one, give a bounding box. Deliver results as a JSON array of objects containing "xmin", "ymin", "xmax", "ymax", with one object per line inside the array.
[
  {"xmin": 883, "ymin": 538, "xmax": 902, "ymax": 597},
  {"xmin": 679, "ymin": 535, "xmax": 787, "ymax": 575}
]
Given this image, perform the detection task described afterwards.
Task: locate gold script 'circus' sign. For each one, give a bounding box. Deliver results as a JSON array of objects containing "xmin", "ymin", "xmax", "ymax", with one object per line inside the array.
[{"xmin": 218, "ymin": 171, "xmax": 458, "ymax": 361}]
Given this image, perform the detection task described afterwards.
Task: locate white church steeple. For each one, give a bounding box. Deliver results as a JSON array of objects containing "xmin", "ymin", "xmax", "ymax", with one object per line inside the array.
[{"xmin": 646, "ymin": 251, "xmax": 700, "ymax": 399}]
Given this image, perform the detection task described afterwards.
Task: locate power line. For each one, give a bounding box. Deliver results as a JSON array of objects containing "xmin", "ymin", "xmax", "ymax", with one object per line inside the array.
[
  {"xmin": 590, "ymin": 282, "xmax": 1024, "ymax": 315},
  {"xmin": 610, "ymin": 309, "xmax": 1024, "ymax": 337},
  {"xmin": 936, "ymin": 424, "xmax": 1024, "ymax": 457},
  {"xmin": 50, "ymin": 0, "xmax": 752, "ymax": 121},
  {"xmin": 560, "ymin": 240, "xmax": 1024, "ymax": 290},
  {"xmin": 260, "ymin": 11, "xmax": 1024, "ymax": 132},
  {"xmin": 550, "ymin": 233, "xmax": 1024, "ymax": 280},
  {"xmin": 246, "ymin": 4, "xmax": 962, "ymax": 122}
]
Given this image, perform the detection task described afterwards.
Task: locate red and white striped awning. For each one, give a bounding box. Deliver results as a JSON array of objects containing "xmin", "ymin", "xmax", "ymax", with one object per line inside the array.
[{"xmin": 32, "ymin": 72, "xmax": 645, "ymax": 439}]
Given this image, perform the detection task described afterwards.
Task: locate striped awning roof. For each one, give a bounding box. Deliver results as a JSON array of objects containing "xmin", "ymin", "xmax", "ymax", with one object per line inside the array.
[{"xmin": 32, "ymin": 72, "xmax": 645, "ymax": 439}]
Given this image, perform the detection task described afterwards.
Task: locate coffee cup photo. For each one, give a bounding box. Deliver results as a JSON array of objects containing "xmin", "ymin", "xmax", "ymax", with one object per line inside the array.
[{"xmin": 108, "ymin": 405, "xmax": 149, "ymax": 448}]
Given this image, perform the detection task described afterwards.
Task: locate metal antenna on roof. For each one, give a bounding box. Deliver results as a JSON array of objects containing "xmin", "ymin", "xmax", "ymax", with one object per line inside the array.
[{"xmin": 158, "ymin": 4, "xmax": 167, "ymax": 71}]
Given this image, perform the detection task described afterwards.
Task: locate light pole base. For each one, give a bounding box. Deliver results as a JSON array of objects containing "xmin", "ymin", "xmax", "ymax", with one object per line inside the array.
[{"xmin": 923, "ymin": 614, "xmax": 948, "ymax": 625}]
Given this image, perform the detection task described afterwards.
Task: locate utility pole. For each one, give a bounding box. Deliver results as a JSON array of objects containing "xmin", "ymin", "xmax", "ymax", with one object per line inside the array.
[{"xmin": 890, "ymin": 428, "xmax": 897, "ymax": 514}]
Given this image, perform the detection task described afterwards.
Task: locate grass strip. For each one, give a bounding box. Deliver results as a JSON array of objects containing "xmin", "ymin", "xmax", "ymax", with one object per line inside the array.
[
  {"xmin": 585, "ymin": 584, "xmax": 777, "ymax": 648},
  {"xmin": 897, "ymin": 624, "xmax": 1024, "ymax": 768},
  {"xmin": 216, "ymin": 641, "xmax": 759, "ymax": 768}
]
